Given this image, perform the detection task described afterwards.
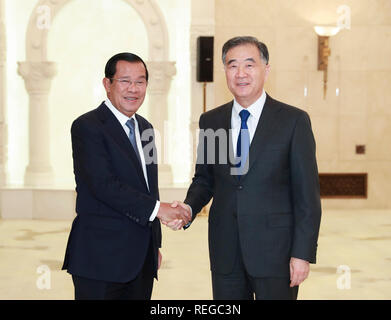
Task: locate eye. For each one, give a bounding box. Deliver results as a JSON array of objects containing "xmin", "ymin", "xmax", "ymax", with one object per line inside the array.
[{"xmin": 119, "ymin": 79, "xmax": 130, "ymax": 84}]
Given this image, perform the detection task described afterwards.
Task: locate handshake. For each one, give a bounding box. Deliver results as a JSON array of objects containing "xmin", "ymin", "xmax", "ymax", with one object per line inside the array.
[{"xmin": 157, "ymin": 201, "xmax": 192, "ymax": 231}]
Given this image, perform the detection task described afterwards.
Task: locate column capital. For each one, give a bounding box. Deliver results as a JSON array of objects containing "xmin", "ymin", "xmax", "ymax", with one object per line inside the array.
[
  {"xmin": 147, "ymin": 61, "xmax": 176, "ymax": 94},
  {"xmin": 17, "ymin": 61, "xmax": 57, "ymax": 93}
]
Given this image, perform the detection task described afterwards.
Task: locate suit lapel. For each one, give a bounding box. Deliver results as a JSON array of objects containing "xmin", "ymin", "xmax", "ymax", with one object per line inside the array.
[
  {"xmin": 96, "ymin": 103, "xmax": 148, "ymax": 191},
  {"xmin": 217, "ymin": 102, "xmax": 239, "ymax": 185},
  {"xmin": 136, "ymin": 113, "xmax": 158, "ymax": 194},
  {"xmin": 240, "ymin": 94, "xmax": 282, "ymax": 182}
]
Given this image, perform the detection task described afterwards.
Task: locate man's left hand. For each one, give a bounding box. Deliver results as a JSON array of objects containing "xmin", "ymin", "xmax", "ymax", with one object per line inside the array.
[{"xmin": 289, "ymin": 257, "xmax": 310, "ymax": 287}]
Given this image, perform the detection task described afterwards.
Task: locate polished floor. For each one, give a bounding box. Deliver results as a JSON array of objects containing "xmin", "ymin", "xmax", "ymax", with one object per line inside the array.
[{"xmin": 0, "ymin": 209, "xmax": 390, "ymax": 300}]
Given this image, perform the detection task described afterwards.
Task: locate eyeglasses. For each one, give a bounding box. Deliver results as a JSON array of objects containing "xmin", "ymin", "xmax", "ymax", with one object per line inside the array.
[{"xmin": 110, "ymin": 78, "xmax": 147, "ymax": 87}]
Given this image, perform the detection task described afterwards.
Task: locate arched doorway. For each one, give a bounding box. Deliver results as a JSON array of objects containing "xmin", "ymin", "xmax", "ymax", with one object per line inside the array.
[{"xmin": 18, "ymin": 0, "xmax": 175, "ymax": 187}]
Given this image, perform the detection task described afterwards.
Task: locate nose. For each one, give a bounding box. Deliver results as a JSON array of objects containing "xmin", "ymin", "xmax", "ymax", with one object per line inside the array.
[
  {"xmin": 127, "ymin": 81, "xmax": 138, "ymax": 92},
  {"xmin": 236, "ymin": 65, "xmax": 246, "ymax": 78}
]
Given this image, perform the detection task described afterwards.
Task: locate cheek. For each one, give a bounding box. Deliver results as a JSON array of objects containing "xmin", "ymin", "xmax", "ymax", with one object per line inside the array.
[
  {"xmin": 141, "ymin": 88, "xmax": 147, "ymax": 96},
  {"xmin": 226, "ymin": 74, "xmax": 236, "ymax": 87}
]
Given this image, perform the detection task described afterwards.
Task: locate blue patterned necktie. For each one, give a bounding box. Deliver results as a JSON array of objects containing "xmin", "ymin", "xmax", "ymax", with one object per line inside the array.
[
  {"xmin": 236, "ymin": 109, "xmax": 251, "ymax": 175},
  {"xmin": 125, "ymin": 118, "xmax": 142, "ymax": 164}
]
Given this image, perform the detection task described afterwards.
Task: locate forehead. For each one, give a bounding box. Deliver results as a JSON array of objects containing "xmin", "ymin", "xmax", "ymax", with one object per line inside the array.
[
  {"xmin": 225, "ymin": 44, "xmax": 261, "ymax": 63},
  {"xmin": 114, "ymin": 60, "xmax": 146, "ymax": 78}
]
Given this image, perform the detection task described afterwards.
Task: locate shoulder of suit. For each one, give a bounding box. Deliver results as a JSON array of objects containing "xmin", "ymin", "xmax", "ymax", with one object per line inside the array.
[
  {"xmin": 200, "ymin": 101, "xmax": 233, "ymax": 120},
  {"xmin": 267, "ymin": 95, "xmax": 309, "ymax": 118},
  {"xmin": 71, "ymin": 102, "xmax": 106, "ymax": 131}
]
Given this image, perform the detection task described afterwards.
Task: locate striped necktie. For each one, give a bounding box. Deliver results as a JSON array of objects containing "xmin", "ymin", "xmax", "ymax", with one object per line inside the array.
[{"xmin": 125, "ymin": 118, "xmax": 142, "ymax": 164}]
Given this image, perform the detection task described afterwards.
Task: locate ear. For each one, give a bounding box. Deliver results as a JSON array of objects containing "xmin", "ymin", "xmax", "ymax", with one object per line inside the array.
[
  {"xmin": 264, "ymin": 64, "xmax": 271, "ymax": 81},
  {"xmin": 102, "ymin": 77, "xmax": 111, "ymax": 93}
]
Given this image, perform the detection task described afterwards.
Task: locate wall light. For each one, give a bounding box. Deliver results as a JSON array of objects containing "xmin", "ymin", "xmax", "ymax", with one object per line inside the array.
[{"xmin": 314, "ymin": 26, "xmax": 340, "ymax": 99}]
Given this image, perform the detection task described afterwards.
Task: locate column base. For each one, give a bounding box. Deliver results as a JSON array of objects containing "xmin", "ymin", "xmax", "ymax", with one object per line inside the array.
[
  {"xmin": 24, "ymin": 165, "xmax": 54, "ymax": 187},
  {"xmin": 0, "ymin": 168, "xmax": 6, "ymax": 186},
  {"xmin": 158, "ymin": 163, "xmax": 173, "ymax": 187},
  {"xmin": 0, "ymin": 187, "xmax": 76, "ymax": 219}
]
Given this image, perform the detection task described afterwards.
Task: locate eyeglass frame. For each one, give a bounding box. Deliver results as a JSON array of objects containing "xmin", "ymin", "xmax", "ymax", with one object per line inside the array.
[{"xmin": 109, "ymin": 78, "xmax": 148, "ymax": 88}]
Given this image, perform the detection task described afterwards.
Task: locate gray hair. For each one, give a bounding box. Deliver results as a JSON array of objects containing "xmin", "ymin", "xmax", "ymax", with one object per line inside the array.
[{"xmin": 222, "ymin": 36, "xmax": 269, "ymax": 65}]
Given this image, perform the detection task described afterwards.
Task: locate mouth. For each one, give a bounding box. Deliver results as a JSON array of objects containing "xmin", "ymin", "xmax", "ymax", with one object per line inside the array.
[
  {"xmin": 124, "ymin": 97, "xmax": 138, "ymax": 101},
  {"xmin": 236, "ymin": 82, "xmax": 250, "ymax": 87}
]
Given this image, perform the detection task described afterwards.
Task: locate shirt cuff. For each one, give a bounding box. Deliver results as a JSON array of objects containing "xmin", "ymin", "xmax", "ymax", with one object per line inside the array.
[
  {"xmin": 149, "ymin": 200, "xmax": 160, "ymax": 221},
  {"xmin": 183, "ymin": 203, "xmax": 193, "ymax": 228}
]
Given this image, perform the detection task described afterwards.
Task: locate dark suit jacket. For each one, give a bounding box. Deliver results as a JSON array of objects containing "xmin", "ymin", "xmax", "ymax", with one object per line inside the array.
[
  {"xmin": 185, "ymin": 94, "xmax": 321, "ymax": 278},
  {"xmin": 62, "ymin": 102, "xmax": 161, "ymax": 283}
]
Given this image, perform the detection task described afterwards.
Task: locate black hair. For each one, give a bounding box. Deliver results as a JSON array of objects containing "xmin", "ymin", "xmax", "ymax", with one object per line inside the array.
[
  {"xmin": 222, "ymin": 36, "xmax": 269, "ymax": 65},
  {"xmin": 104, "ymin": 52, "xmax": 149, "ymax": 82}
]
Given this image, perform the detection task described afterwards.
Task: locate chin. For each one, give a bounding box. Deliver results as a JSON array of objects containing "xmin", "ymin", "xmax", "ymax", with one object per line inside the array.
[
  {"xmin": 235, "ymin": 88, "xmax": 252, "ymax": 95},
  {"xmin": 235, "ymin": 92, "xmax": 251, "ymax": 100}
]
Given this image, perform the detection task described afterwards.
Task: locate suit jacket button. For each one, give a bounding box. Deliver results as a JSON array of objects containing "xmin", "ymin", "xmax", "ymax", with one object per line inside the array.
[{"xmin": 237, "ymin": 185, "xmax": 243, "ymax": 190}]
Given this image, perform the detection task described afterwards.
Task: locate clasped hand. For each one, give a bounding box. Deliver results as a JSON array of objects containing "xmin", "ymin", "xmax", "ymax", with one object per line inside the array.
[{"xmin": 157, "ymin": 201, "xmax": 191, "ymax": 231}]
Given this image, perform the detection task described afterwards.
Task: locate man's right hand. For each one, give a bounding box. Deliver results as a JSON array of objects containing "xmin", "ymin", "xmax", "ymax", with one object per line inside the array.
[{"xmin": 157, "ymin": 202, "xmax": 192, "ymax": 228}]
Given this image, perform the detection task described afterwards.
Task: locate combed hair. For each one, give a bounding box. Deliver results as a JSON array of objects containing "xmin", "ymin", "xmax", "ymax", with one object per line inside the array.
[
  {"xmin": 105, "ymin": 52, "xmax": 149, "ymax": 82},
  {"xmin": 222, "ymin": 36, "xmax": 269, "ymax": 65}
]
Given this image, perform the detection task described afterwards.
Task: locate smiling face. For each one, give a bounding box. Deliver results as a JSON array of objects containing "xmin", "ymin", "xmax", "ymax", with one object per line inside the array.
[
  {"xmin": 224, "ymin": 44, "xmax": 270, "ymax": 108},
  {"xmin": 103, "ymin": 60, "xmax": 147, "ymax": 117}
]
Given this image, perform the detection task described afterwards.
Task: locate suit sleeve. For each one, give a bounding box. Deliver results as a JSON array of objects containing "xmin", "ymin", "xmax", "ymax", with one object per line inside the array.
[
  {"xmin": 184, "ymin": 114, "xmax": 215, "ymax": 223},
  {"xmin": 71, "ymin": 118, "xmax": 157, "ymax": 227},
  {"xmin": 289, "ymin": 112, "xmax": 322, "ymax": 263}
]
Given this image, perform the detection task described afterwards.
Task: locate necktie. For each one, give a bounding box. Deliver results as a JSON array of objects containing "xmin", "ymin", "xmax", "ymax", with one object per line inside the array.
[
  {"xmin": 125, "ymin": 118, "xmax": 142, "ymax": 164},
  {"xmin": 236, "ymin": 109, "xmax": 251, "ymax": 175}
]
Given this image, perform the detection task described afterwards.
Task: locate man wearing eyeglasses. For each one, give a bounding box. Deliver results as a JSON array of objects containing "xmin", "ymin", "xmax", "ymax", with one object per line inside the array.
[{"xmin": 62, "ymin": 53, "xmax": 191, "ymax": 300}]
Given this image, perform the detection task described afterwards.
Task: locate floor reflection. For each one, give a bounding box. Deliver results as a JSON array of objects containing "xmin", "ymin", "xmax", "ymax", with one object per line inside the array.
[{"xmin": 0, "ymin": 210, "xmax": 390, "ymax": 299}]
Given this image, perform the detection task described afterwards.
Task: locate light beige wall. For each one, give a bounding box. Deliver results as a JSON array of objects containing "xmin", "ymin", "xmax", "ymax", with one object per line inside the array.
[{"xmin": 214, "ymin": 0, "xmax": 391, "ymax": 209}]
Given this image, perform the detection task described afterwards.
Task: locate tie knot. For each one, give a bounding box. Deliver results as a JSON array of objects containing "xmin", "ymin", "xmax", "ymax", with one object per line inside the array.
[
  {"xmin": 239, "ymin": 109, "xmax": 250, "ymax": 123},
  {"xmin": 125, "ymin": 118, "xmax": 135, "ymax": 131}
]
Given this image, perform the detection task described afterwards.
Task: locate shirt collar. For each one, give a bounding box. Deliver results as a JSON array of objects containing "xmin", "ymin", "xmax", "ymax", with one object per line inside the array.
[
  {"xmin": 233, "ymin": 90, "xmax": 266, "ymax": 119},
  {"xmin": 104, "ymin": 98, "xmax": 136, "ymax": 126}
]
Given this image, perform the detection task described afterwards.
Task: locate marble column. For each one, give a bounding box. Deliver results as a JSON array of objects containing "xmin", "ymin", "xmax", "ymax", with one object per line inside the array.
[
  {"xmin": 17, "ymin": 61, "xmax": 57, "ymax": 187},
  {"xmin": 0, "ymin": 0, "xmax": 7, "ymax": 186},
  {"xmin": 147, "ymin": 61, "xmax": 176, "ymax": 186}
]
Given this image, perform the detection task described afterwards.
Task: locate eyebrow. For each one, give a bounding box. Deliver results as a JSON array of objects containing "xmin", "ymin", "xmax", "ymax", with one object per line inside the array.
[
  {"xmin": 245, "ymin": 58, "xmax": 256, "ymax": 63},
  {"xmin": 227, "ymin": 57, "xmax": 256, "ymax": 65},
  {"xmin": 116, "ymin": 75, "xmax": 147, "ymax": 80}
]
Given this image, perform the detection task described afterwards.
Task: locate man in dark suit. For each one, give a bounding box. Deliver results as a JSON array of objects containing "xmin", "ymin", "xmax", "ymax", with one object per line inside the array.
[
  {"xmin": 171, "ymin": 36, "xmax": 321, "ymax": 300},
  {"xmin": 62, "ymin": 53, "xmax": 191, "ymax": 300}
]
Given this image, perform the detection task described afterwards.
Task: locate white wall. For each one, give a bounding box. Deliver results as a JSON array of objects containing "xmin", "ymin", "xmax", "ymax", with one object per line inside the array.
[
  {"xmin": 5, "ymin": 0, "xmax": 191, "ymax": 187},
  {"xmin": 159, "ymin": 0, "xmax": 191, "ymax": 185}
]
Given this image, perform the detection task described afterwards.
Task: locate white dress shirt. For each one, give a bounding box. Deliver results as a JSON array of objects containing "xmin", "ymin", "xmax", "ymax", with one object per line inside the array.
[
  {"xmin": 105, "ymin": 99, "xmax": 160, "ymax": 221},
  {"xmin": 185, "ymin": 91, "xmax": 267, "ymax": 226},
  {"xmin": 231, "ymin": 90, "xmax": 266, "ymax": 155}
]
